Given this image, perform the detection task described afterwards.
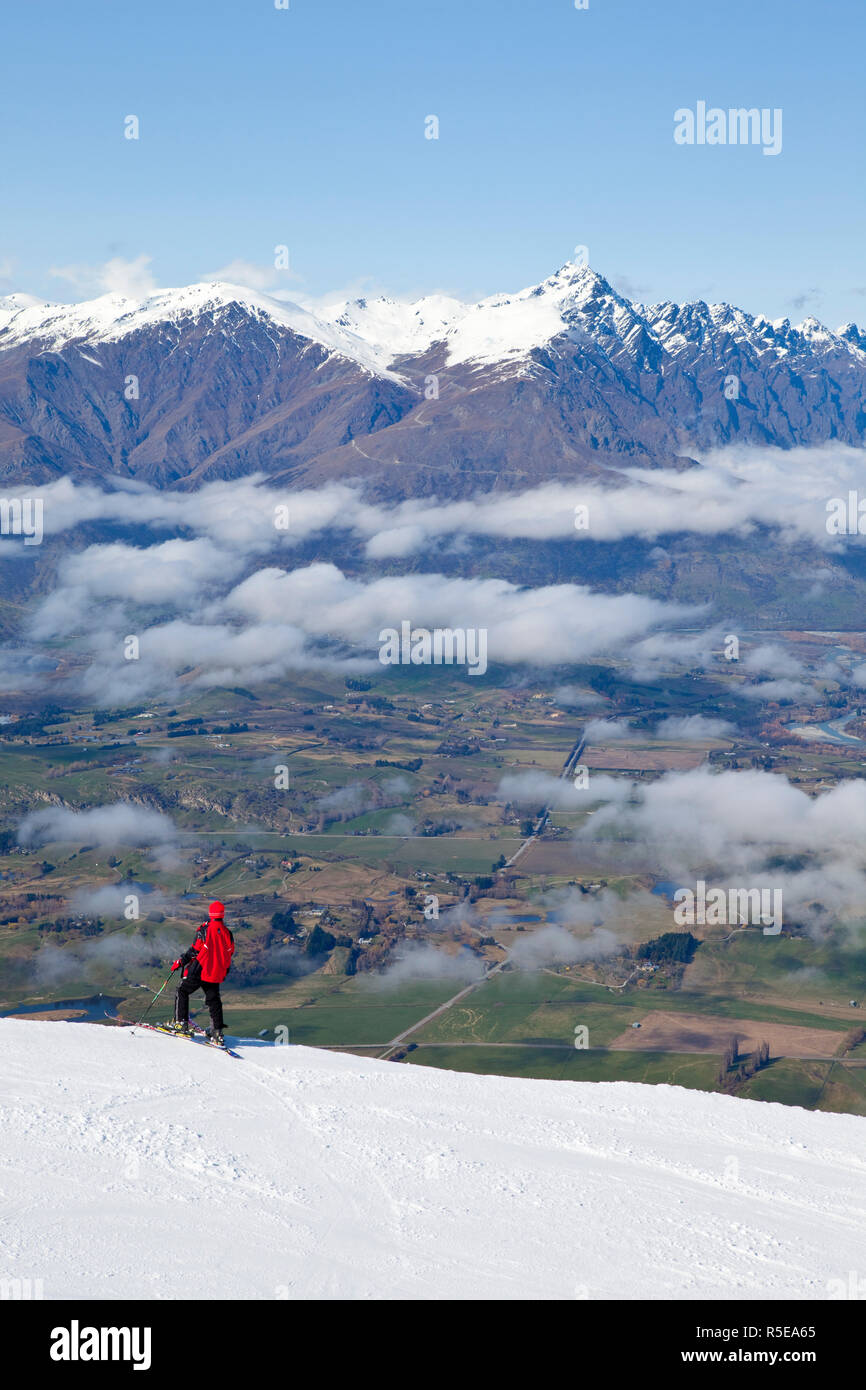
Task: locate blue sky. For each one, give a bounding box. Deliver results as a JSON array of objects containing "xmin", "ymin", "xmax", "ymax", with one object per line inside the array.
[{"xmin": 2, "ymin": 0, "xmax": 864, "ymax": 325}]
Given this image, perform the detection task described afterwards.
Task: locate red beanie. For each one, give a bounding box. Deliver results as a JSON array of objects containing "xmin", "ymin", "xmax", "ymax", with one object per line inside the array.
[{"xmin": 209, "ymin": 901, "xmax": 225, "ymax": 918}]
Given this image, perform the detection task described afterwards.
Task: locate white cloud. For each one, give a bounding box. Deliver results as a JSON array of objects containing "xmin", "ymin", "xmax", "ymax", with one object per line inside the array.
[
  {"xmin": 68, "ymin": 883, "xmax": 174, "ymax": 918},
  {"xmin": 738, "ymin": 679, "xmax": 818, "ymax": 702},
  {"xmin": 12, "ymin": 446, "xmax": 866, "ymax": 561},
  {"xmin": 654, "ymin": 715, "xmax": 735, "ymax": 739},
  {"xmin": 508, "ymin": 925, "xmax": 619, "ymax": 970},
  {"xmin": 76, "ymin": 617, "xmax": 374, "ymax": 707},
  {"xmin": 197, "ymin": 259, "xmax": 301, "ymax": 290},
  {"xmin": 378, "ymin": 943, "xmax": 485, "ymax": 985},
  {"xmin": 48, "ymin": 255, "xmax": 157, "ymax": 300},
  {"xmin": 224, "ymin": 563, "xmax": 691, "ymax": 669},
  {"xmin": 30, "ymin": 538, "xmax": 245, "ymax": 640},
  {"xmin": 584, "ymin": 765, "xmax": 866, "ymax": 868},
  {"xmin": 10, "ymin": 459, "xmax": 866, "ymax": 704},
  {"xmin": 553, "ymin": 686, "xmax": 606, "ymax": 709},
  {"xmin": 742, "ymin": 644, "xmax": 805, "ymax": 679},
  {"xmin": 497, "ymin": 770, "xmax": 630, "ymax": 809},
  {"xmin": 18, "ymin": 803, "xmax": 178, "ymax": 849},
  {"xmin": 577, "ymin": 765, "xmax": 866, "ymax": 933},
  {"xmin": 583, "ymin": 719, "xmax": 638, "ymax": 743}
]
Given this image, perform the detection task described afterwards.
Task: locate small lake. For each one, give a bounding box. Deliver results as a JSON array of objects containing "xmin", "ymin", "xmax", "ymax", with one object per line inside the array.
[
  {"xmin": 1, "ymin": 994, "xmax": 123, "ymax": 1022},
  {"xmin": 652, "ymin": 881, "xmax": 685, "ymax": 900},
  {"xmin": 786, "ymin": 716, "xmax": 865, "ymax": 746},
  {"xmin": 810, "ymin": 715, "xmax": 864, "ymax": 745}
]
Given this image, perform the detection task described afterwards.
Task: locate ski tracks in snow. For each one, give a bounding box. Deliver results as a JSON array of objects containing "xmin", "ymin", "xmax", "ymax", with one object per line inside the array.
[{"xmin": 2, "ymin": 1021, "xmax": 866, "ymax": 1299}]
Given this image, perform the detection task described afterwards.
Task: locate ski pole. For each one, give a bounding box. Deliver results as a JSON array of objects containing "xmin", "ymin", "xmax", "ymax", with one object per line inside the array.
[{"xmin": 135, "ymin": 968, "xmax": 176, "ymax": 1027}]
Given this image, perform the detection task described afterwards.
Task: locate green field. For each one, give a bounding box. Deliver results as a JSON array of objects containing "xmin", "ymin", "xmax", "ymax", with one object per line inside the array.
[
  {"xmin": 402, "ymin": 1043, "xmax": 866, "ymax": 1112},
  {"xmin": 410, "ymin": 967, "xmax": 850, "ymax": 1050},
  {"xmin": 5, "ymin": 654, "xmax": 866, "ymax": 1115},
  {"xmin": 404, "ymin": 1045, "xmax": 720, "ymax": 1089},
  {"xmin": 219, "ymin": 976, "xmax": 463, "ymax": 1046},
  {"xmin": 191, "ymin": 833, "xmax": 521, "ymax": 874}
]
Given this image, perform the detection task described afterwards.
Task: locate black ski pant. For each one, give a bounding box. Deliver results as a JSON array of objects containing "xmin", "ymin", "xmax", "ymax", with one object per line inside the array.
[{"xmin": 175, "ymin": 964, "xmax": 224, "ymax": 1030}]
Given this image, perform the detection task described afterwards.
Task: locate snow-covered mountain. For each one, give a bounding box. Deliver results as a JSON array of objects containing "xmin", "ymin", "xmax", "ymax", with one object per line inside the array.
[
  {"xmin": 0, "ymin": 262, "xmax": 864, "ymax": 494},
  {"xmin": 0, "ymin": 282, "xmax": 396, "ymax": 379},
  {"xmin": 2, "ymin": 1018, "xmax": 864, "ymax": 1301},
  {"xmin": 326, "ymin": 261, "xmax": 866, "ymax": 371},
  {"xmin": 5, "ymin": 263, "xmax": 861, "ymax": 376}
]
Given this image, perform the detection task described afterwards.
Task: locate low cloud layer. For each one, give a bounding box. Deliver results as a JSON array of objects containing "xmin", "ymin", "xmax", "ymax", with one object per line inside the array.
[
  {"xmin": 497, "ymin": 763, "xmax": 866, "ymax": 935},
  {"xmin": 583, "ymin": 719, "xmax": 638, "ymax": 743},
  {"xmin": 225, "ymin": 564, "xmax": 689, "ymax": 670},
  {"xmin": 584, "ymin": 766, "xmax": 866, "ymax": 867},
  {"xmin": 581, "ymin": 766, "xmax": 866, "ymax": 934},
  {"xmin": 653, "ymin": 715, "xmax": 735, "ymax": 740},
  {"xmin": 32, "ymin": 926, "xmax": 183, "ymax": 986},
  {"xmin": 16, "ymin": 548, "xmax": 695, "ymax": 703},
  {"xmin": 498, "ymin": 769, "xmax": 629, "ymax": 811},
  {"xmin": 5, "ymin": 444, "xmax": 866, "ymax": 559},
  {"xmin": 67, "ymin": 882, "xmax": 175, "ymax": 919},
  {"xmin": 377, "ymin": 942, "xmax": 486, "ymax": 985},
  {"xmin": 508, "ymin": 924, "xmax": 620, "ymax": 970},
  {"xmin": 18, "ymin": 803, "xmax": 178, "ymax": 849},
  {"xmin": 4, "ymin": 444, "xmax": 866, "ymax": 703}
]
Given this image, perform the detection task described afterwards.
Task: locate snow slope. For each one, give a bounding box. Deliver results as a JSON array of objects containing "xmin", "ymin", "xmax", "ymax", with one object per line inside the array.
[
  {"xmin": 2, "ymin": 1019, "xmax": 865, "ymax": 1301},
  {"xmin": 4, "ymin": 265, "xmax": 860, "ymax": 379},
  {"xmin": 326, "ymin": 263, "xmax": 639, "ymax": 368},
  {"xmin": 313, "ymin": 262, "xmax": 866, "ymax": 370},
  {"xmin": 0, "ymin": 283, "xmax": 396, "ymax": 379}
]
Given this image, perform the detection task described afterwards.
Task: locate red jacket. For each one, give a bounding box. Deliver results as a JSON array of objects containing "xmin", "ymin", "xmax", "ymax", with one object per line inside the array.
[{"xmin": 183, "ymin": 916, "xmax": 235, "ymax": 984}]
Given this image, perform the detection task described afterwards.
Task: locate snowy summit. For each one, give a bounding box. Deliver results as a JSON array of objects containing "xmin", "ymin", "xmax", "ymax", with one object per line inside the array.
[
  {"xmin": 3, "ymin": 262, "xmax": 861, "ymax": 382},
  {"xmin": 2, "ymin": 1019, "xmax": 863, "ymax": 1301}
]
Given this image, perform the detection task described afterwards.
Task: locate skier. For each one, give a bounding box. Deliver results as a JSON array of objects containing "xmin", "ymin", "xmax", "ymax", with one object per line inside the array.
[{"xmin": 171, "ymin": 901, "xmax": 235, "ymax": 1045}]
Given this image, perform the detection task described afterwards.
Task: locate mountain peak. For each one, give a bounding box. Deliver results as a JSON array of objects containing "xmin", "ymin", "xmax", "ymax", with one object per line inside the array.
[
  {"xmin": 0, "ymin": 280, "xmax": 399, "ymax": 379},
  {"xmin": 795, "ymin": 314, "xmax": 833, "ymax": 339},
  {"xmin": 2, "ymin": 265, "xmax": 864, "ymax": 379},
  {"xmin": 539, "ymin": 260, "xmax": 612, "ymax": 295}
]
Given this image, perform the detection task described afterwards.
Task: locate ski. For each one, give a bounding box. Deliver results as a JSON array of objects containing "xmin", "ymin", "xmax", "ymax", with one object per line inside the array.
[
  {"xmin": 130, "ymin": 1020, "xmax": 242, "ymax": 1058},
  {"xmin": 132, "ymin": 1021, "xmax": 196, "ymax": 1042},
  {"xmin": 202, "ymin": 1034, "xmax": 242, "ymax": 1059}
]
